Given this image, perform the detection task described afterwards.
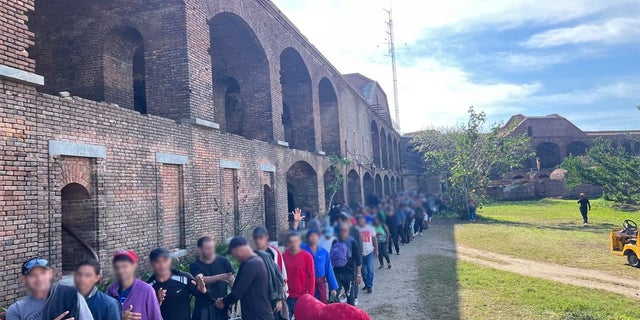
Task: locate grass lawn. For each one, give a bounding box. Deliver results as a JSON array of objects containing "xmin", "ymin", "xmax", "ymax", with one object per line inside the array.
[
  {"xmin": 453, "ymin": 199, "xmax": 640, "ymax": 277},
  {"xmin": 420, "ymin": 255, "xmax": 640, "ymax": 320}
]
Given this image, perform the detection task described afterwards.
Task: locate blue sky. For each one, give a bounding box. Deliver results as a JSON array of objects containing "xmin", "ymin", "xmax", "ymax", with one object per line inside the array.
[{"xmin": 272, "ymin": 0, "xmax": 640, "ymax": 133}]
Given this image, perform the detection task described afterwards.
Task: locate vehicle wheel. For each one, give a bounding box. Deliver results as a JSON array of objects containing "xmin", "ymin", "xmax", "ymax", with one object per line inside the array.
[{"xmin": 627, "ymin": 252, "xmax": 640, "ymax": 268}]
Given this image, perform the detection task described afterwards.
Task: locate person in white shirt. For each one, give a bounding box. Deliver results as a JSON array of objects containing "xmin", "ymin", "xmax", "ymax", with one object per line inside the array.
[{"xmin": 356, "ymin": 216, "xmax": 378, "ymax": 294}]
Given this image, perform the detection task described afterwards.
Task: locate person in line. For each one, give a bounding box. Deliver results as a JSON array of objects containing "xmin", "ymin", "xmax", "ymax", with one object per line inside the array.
[
  {"xmin": 330, "ymin": 224, "xmax": 362, "ymax": 306},
  {"xmin": 395, "ymin": 205, "xmax": 407, "ymax": 247},
  {"xmin": 253, "ymin": 226, "xmax": 288, "ymax": 290},
  {"xmin": 215, "ymin": 237, "xmax": 274, "ymax": 320},
  {"xmin": 189, "ymin": 236, "xmax": 235, "ymax": 320},
  {"xmin": 373, "ymin": 217, "xmax": 391, "ymax": 269},
  {"xmin": 335, "ymin": 213, "xmax": 363, "ymax": 304},
  {"xmin": 356, "ymin": 216, "xmax": 378, "ymax": 293},
  {"xmin": 302, "ymin": 229, "xmax": 338, "ymax": 304},
  {"xmin": 386, "ymin": 209, "xmax": 400, "ymax": 255},
  {"xmin": 578, "ymin": 192, "xmax": 592, "ymax": 225},
  {"xmin": 7, "ymin": 257, "xmax": 94, "ymax": 320},
  {"xmin": 468, "ymin": 197, "xmax": 477, "ymax": 222},
  {"xmin": 74, "ymin": 259, "xmax": 120, "ymax": 320},
  {"xmin": 283, "ymin": 232, "xmax": 315, "ymax": 319},
  {"xmin": 318, "ymin": 227, "xmax": 336, "ymax": 253},
  {"xmin": 147, "ymin": 248, "xmax": 208, "ymax": 320},
  {"xmin": 106, "ymin": 250, "xmax": 162, "ymax": 320}
]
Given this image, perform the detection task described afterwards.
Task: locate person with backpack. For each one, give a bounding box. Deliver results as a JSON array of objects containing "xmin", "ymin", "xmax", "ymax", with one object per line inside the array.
[{"xmin": 331, "ymin": 223, "xmax": 362, "ymax": 306}]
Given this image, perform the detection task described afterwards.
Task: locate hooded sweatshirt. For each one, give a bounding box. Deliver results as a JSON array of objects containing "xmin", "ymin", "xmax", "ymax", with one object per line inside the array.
[{"xmin": 107, "ymin": 278, "xmax": 162, "ymax": 320}]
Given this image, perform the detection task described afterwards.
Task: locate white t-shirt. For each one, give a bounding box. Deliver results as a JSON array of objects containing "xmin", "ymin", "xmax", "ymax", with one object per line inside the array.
[{"xmin": 357, "ymin": 225, "xmax": 377, "ymax": 256}]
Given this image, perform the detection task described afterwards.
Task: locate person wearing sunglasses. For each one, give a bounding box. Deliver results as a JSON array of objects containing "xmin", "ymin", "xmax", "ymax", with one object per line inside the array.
[{"xmin": 6, "ymin": 257, "xmax": 94, "ymax": 320}]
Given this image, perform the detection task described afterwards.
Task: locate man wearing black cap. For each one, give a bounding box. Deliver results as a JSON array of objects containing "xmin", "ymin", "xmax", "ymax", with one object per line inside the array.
[
  {"xmin": 215, "ymin": 237, "xmax": 274, "ymax": 320},
  {"xmin": 147, "ymin": 248, "xmax": 208, "ymax": 320},
  {"xmin": 6, "ymin": 257, "xmax": 94, "ymax": 320},
  {"xmin": 253, "ymin": 226, "xmax": 288, "ymax": 288}
]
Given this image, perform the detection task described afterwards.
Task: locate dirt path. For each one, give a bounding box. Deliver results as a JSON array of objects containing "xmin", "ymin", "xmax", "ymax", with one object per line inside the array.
[
  {"xmin": 360, "ymin": 222, "xmax": 640, "ymax": 319},
  {"xmin": 455, "ymin": 246, "xmax": 640, "ymax": 299},
  {"xmin": 359, "ymin": 237, "xmax": 428, "ymax": 319}
]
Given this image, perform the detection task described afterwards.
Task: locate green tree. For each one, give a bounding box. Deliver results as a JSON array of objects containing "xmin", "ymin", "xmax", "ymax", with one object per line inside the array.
[
  {"xmin": 412, "ymin": 107, "xmax": 532, "ymax": 213},
  {"xmin": 562, "ymin": 138, "xmax": 640, "ymax": 204},
  {"xmin": 324, "ymin": 155, "xmax": 352, "ymax": 214}
]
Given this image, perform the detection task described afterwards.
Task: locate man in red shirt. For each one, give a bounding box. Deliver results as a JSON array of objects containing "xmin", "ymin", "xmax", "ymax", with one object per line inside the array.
[{"xmin": 283, "ymin": 232, "xmax": 315, "ymax": 320}]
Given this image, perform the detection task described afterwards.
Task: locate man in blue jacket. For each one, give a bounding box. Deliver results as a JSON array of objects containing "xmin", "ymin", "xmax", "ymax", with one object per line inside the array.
[
  {"xmin": 302, "ymin": 229, "xmax": 338, "ymax": 304},
  {"xmin": 74, "ymin": 259, "xmax": 121, "ymax": 320}
]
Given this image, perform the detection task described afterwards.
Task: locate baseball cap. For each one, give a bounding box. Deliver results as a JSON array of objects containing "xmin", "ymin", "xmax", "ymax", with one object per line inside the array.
[
  {"xmin": 323, "ymin": 226, "xmax": 334, "ymax": 236},
  {"xmin": 113, "ymin": 250, "xmax": 139, "ymax": 264},
  {"xmin": 149, "ymin": 248, "xmax": 171, "ymax": 262},
  {"xmin": 227, "ymin": 236, "xmax": 248, "ymax": 254},
  {"xmin": 21, "ymin": 257, "xmax": 51, "ymax": 275},
  {"xmin": 252, "ymin": 226, "xmax": 269, "ymax": 238}
]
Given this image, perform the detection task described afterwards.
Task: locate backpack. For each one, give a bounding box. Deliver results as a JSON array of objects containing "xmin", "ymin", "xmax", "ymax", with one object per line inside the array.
[{"xmin": 330, "ymin": 238, "xmax": 352, "ymax": 267}]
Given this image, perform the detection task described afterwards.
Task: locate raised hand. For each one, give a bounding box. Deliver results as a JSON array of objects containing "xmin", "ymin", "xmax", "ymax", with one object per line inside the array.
[
  {"xmin": 54, "ymin": 311, "xmax": 73, "ymax": 320},
  {"xmin": 292, "ymin": 208, "xmax": 304, "ymax": 222},
  {"xmin": 122, "ymin": 305, "xmax": 143, "ymax": 320},
  {"xmin": 156, "ymin": 287, "xmax": 167, "ymax": 306}
]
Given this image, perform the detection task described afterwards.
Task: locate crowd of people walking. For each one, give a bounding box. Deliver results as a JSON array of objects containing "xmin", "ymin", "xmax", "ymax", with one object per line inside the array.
[{"xmin": 5, "ymin": 192, "xmax": 444, "ymax": 320}]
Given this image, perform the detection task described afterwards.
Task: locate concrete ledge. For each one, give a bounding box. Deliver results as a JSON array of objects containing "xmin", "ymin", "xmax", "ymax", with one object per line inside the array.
[
  {"xmin": 260, "ymin": 163, "xmax": 276, "ymax": 172},
  {"xmin": 156, "ymin": 152, "xmax": 188, "ymax": 165},
  {"xmin": 276, "ymin": 140, "xmax": 289, "ymax": 147},
  {"xmin": 220, "ymin": 160, "xmax": 241, "ymax": 169},
  {"xmin": 49, "ymin": 140, "xmax": 106, "ymax": 158},
  {"xmin": 0, "ymin": 64, "xmax": 45, "ymax": 86},
  {"xmin": 179, "ymin": 118, "xmax": 220, "ymax": 130},
  {"xmin": 170, "ymin": 249, "xmax": 188, "ymax": 259},
  {"xmin": 317, "ymin": 150, "xmax": 326, "ymax": 156}
]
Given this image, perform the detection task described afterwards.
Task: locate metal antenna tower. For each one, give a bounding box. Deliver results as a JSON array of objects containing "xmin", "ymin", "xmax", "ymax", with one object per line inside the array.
[{"xmin": 385, "ymin": 8, "xmax": 401, "ymax": 131}]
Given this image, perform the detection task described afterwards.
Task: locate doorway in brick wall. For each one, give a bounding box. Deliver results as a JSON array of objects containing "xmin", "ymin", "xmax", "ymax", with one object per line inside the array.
[
  {"xmin": 263, "ymin": 185, "xmax": 277, "ymax": 240},
  {"xmin": 61, "ymin": 183, "xmax": 98, "ymax": 274}
]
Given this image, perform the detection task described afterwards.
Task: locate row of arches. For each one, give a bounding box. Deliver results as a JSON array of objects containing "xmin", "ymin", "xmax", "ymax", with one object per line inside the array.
[{"xmin": 371, "ymin": 120, "xmax": 401, "ymax": 171}]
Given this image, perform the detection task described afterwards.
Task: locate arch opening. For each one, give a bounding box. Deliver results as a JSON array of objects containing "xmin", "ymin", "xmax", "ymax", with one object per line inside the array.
[
  {"xmin": 536, "ymin": 142, "xmax": 562, "ymax": 168},
  {"xmin": 319, "ymin": 78, "xmax": 341, "ymax": 155},
  {"xmin": 281, "ymin": 48, "xmax": 315, "ymax": 152},
  {"xmin": 287, "ymin": 161, "xmax": 319, "ymax": 217}
]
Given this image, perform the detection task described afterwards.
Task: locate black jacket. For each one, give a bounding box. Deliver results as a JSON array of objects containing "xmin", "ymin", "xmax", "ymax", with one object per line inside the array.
[{"xmin": 44, "ymin": 284, "xmax": 80, "ymax": 320}]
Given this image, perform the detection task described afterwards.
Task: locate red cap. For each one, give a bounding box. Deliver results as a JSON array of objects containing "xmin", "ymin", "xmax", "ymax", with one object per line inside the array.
[{"xmin": 113, "ymin": 250, "xmax": 138, "ymax": 264}]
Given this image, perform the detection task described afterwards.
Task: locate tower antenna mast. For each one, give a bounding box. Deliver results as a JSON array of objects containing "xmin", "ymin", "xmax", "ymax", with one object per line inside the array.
[{"xmin": 385, "ymin": 8, "xmax": 401, "ymax": 132}]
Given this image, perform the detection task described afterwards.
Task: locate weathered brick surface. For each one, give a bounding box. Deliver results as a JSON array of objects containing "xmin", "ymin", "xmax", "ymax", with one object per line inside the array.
[{"xmin": 0, "ymin": 0, "xmax": 406, "ymax": 306}]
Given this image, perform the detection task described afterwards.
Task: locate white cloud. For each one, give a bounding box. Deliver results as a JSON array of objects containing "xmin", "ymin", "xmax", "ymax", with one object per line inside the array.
[
  {"xmin": 532, "ymin": 81, "xmax": 640, "ymax": 105},
  {"xmin": 523, "ymin": 17, "xmax": 640, "ymax": 48},
  {"xmin": 271, "ymin": 0, "xmax": 639, "ymax": 131}
]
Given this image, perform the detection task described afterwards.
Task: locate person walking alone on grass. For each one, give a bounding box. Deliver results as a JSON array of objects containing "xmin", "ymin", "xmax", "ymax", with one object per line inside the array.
[
  {"xmin": 578, "ymin": 193, "xmax": 592, "ymax": 225},
  {"xmin": 283, "ymin": 232, "xmax": 315, "ymax": 319},
  {"xmin": 373, "ymin": 216, "xmax": 391, "ymax": 269},
  {"xmin": 468, "ymin": 197, "xmax": 477, "ymax": 222}
]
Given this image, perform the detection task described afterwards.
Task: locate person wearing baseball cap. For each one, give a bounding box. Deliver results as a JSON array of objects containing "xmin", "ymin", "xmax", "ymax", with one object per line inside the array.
[
  {"xmin": 6, "ymin": 257, "xmax": 94, "ymax": 320},
  {"xmin": 147, "ymin": 248, "xmax": 209, "ymax": 320},
  {"xmin": 106, "ymin": 250, "xmax": 162, "ymax": 320},
  {"xmin": 252, "ymin": 226, "xmax": 288, "ymax": 293},
  {"xmin": 215, "ymin": 237, "xmax": 275, "ymax": 320}
]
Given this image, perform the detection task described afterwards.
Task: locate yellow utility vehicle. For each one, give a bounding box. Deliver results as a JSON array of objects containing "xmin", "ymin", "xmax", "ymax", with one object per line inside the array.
[{"xmin": 611, "ymin": 220, "xmax": 640, "ymax": 267}]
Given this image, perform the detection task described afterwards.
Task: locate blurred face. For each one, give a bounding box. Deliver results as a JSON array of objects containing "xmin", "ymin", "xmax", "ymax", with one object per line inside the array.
[
  {"xmin": 374, "ymin": 218, "xmax": 381, "ymax": 226},
  {"xmin": 113, "ymin": 261, "xmax": 137, "ymax": 283},
  {"xmin": 150, "ymin": 256, "xmax": 172, "ymax": 276},
  {"xmin": 358, "ymin": 217, "xmax": 366, "ymax": 227},
  {"xmin": 253, "ymin": 235, "xmax": 269, "ymax": 250},
  {"xmin": 199, "ymin": 240, "xmax": 216, "ymax": 260},
  {"xmin": 23, "ymin": 268, "xmax": 53, "ymax": 294},
  {"xmin": 308, "ymin": 233, "xmax": 320, "ymax": 246},
  {"xmin": 74, "ymin": 265, "xmax": 100, "ymax": 293},
  {"xmin": 339, "ymin": 227, "xmax": 349, "ymax": 239},
  {"xmin": 231, "ymin": 245, "xmax": 251, "ymax": 262},
  {"xmin": 287, "ymin": 235, "xmax": 302, "ymax": 252}
]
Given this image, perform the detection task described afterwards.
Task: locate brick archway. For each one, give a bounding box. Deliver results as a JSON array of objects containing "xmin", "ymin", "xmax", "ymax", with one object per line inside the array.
[
  {"xmin": 286, "ymin": 161, "xmax": 319, "ymax": 216},
  {"xmin": 347, "ymin": 170, "xmax": 362, "ymax": 209}
]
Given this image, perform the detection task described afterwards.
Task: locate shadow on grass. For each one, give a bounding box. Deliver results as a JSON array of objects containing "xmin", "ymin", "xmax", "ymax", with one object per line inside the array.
[
  {"xmin": 474, "ymin": 216, "xmax": 619, "ymax": 235},
  {"xmin": 418, "ymin": 221, "xmax": 461, "ymax": 320}
]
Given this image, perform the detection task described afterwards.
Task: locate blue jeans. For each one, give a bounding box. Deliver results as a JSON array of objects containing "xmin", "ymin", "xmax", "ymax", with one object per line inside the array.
[
  {"xmin": 468, "ymin": 207, "xmax": 476, "ymax": 221},
  {"xmin": 362, "ymin": 252, "xmax": 375, "ymax": 288},
  {"xmin": 286, "ymin": 298, "xmax": 297, "ymax": 320}
]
